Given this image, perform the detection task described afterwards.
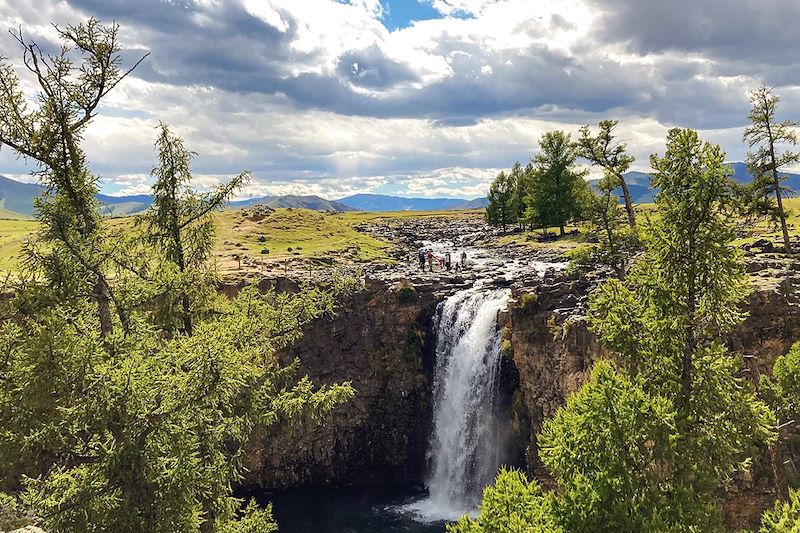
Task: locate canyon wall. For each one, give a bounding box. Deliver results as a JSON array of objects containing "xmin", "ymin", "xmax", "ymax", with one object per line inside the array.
[
  {"xmin": 507, "ymin": 255, "xmax": 800, "ymax": 528},
  {"xmin": 239, "ymin": 253, "xmax": 800, "ymax": 527},
  {"xmin": 241, "ymin": 279, "xmax": 439, "ymax": 490}
]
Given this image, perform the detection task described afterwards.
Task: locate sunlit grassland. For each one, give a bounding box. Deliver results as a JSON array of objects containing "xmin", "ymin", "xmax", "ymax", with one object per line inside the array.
[
  {"xmin": 210, "ymin": 208, "xmax": 394, "ymax": 270},
  {"xmin": 0, "ymin": 199, "xmax": 797, "ymax": 275}
]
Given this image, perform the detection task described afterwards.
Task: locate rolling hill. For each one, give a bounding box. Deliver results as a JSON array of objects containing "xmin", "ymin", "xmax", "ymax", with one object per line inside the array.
[
  {"xmin": 337, "ymin": 193, "xmax": 488, "ymax": 211},
  {"xmin": 3, "ymin": 161, "xmax": 795, "ymax": 217},
  {"xmin": 230, "ymin": 194, "xmax": 355, "ymax": 212}
]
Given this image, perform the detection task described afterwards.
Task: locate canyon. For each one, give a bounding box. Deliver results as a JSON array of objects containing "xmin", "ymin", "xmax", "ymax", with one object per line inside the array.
[{"xmin": 233, "ymin": 216, "xmax": 800, "ymax": 530}]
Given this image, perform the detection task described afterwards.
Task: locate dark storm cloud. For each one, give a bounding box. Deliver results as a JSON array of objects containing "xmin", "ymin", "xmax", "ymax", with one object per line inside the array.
[
  {"xmin": 587, "ymin": 0, "xmax": 800, "ymax": 68},
  {"xmin": 336, "ymin": 44, "xmax": 420, "ymax": 89},
  {"xmin": 36, "ymin": 0, "xmax": 799, "ymax": 132},
  {"xmin": 59, "ymin": 0, "xmax": 646, "ymax": 122}
]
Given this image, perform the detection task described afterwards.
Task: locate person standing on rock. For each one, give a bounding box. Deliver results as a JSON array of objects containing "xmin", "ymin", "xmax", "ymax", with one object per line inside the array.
[
  {"xmin": 460, "ymin": 250, "xmax": 467, "ymax": 269},
  {"xmin": 445, "ymin": 251, "xmax": 452, "ymax": 271},
  {"xmin": 419, "ymin": 249, "xmax": 426, "ymax": 272},
  {"xmin": 427, "ymin": 250, "xmax": 434, "ymax": 272}
]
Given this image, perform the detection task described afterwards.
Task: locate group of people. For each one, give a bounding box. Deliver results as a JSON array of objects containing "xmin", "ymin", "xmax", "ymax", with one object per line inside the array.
[{"xmin": 418, "ymin": 248, "xmax": 468, "ymax": 273}]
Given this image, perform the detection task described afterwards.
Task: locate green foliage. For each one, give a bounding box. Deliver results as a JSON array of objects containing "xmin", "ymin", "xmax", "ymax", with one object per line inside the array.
[
  {"xmin": 486, "ymin": 170, "xmax": 518, "ymax": 232},
  {"xmin": 575, "ymin": 174, "xmax": 639, "ymax": 277},
  {"xmin": 447, "ymin": 468, "xmax": 560, "ymax": 533},
  {"xmin": 576, "ymin": 120, "xmax": 637, "ymax": 227},
  {"xmin": 471, "ymin": 128, "xmax": 775, "ymax": 532},
  {"xmin": 759, "ymin": 488, "xmax": 800, "ymax": 532},
  {"xmin": 540, "ymin": 361, "xmax": 719, "ymax": 532},
  {"xmin": 137, "ymin": 123, "xmax": 249, "ymax": 335},
  {"xmin": 524, "ymin": 131, "xmax": 588, "ymax": 235},
  {"xmin": 515, "ymin": 293, "xmax": 539, "ymax": 317},
  {"xmin": 395, "ymin": 280, "xmax": 418, "ymax": 304},
  {"xmin": 218, "ymin": 500, "xmax": 278, "ymax": 533},
  {"xmin": 0, "ymin": 19, "xmax": 356, "ymax": 532},
  {"xmin": 0, "ymin": 492, "xmax": 32, "ymax": 530},
  {"xmin": 743, "ymin": 86, "xmax": 799, "ymax": 252}
]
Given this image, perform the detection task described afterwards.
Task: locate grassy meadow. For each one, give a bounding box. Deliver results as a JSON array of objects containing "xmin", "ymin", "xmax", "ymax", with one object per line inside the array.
[{"xmin": 0, "ymin": 198, "xmax": 797, "ymax": 276}]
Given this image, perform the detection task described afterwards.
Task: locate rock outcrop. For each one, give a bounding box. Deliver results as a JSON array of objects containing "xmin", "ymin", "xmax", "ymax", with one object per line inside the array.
[
  {"xmin": 506, "ymin": 254, "xmax": 800, "ymax": 528},
  {"xmin": 241, "ymin": 279, "xmax": 439, "ymax": 490}
]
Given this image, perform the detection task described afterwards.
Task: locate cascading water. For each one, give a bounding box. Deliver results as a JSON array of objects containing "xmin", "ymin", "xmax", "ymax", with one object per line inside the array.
[{"xmin": 405, "ymin": 286, "xmax": 511, "ymax": 522}]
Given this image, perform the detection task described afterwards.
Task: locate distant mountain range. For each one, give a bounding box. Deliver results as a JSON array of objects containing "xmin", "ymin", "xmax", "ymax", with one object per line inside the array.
[
  {"xmin": 335, "ymin": 193, "xmax": 488, "ymax": 211},
  {"xmin": 0, "ymin": 162, "xmax": 794, "ymax": 218},
  {"xmin": 0, "ymin": 176, "xmax": 490, "ymax": 217},
  {"xmin": 230, "ymin": 194, "xmax": 355, "ymax": 212},
  {"xmin": 605, "ymin": 161, "xmax": 800, "ymax": 204}
]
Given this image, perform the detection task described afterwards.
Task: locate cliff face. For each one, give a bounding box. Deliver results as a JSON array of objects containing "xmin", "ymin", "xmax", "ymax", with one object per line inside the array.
[
  {"xmin": 241, "ymin": 279, "xmax": 438, "ymax": 490},
  {"xmin": 507, "ymin": 256, "xmax": 800, "ymax": 527}
]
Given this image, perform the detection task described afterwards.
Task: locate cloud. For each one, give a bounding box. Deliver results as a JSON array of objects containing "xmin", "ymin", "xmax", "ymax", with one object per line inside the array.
[{"xmin": 0, "ymin": 0, "xmax": 798, "ymax": 200}]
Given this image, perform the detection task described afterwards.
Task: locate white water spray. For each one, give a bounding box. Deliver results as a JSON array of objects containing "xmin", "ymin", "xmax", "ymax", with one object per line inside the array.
[{"xmin": 405, "ymin": 286, "xmax": 511, "ymax": 522}]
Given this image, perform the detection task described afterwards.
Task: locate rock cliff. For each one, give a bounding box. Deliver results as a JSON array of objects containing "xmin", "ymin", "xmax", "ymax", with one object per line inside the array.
[{"xmin": 241, "ymin": 279, "xmax": 439, "ymax": 490}]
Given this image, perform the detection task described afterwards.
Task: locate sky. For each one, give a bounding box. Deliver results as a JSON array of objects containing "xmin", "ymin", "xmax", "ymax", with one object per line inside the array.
[{"xmin": 0, "ymin": 0, "xmax": 799, "ymax": 200}]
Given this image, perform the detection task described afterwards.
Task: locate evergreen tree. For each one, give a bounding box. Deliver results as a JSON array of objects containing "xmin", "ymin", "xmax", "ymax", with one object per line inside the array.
[
  {"xmin": 759, "ymin": 341, "xmax": 800, "ymax": 501},
  {"xmin": 139, "ymin": 123, "xmax": 249, "ymax": 335},
  {"xmin": 0, "ymin": 18, "xmax": 356, "ymax": 532},
  {"xmin": 743, "ymin": 86, "xmax": 799, "ymax": 253},
  {"xmin": 525, "ymin": 131, "xmax": 587, "ymax": 236},
  {"xmin": 509, "ymin": 161, "xmax": 526, "ymax": 230},
  {"xmin": 454, "ymin": 129, "xmax": 775, "ymax": 532},
  {"xmin": 485, "ymin": 170, "xmax": 517, "ymax": 232},
  {"xmin": 0, "ymin": 19, "xmax": 148, "ymax": 337},
  {"xmin": 574, "ymin": 174, "xmax": 636, "ymax": 277},
  {"xmin": 760, "ymin": 489, "xmax": 800, "ymax": 532},
  {"xmin": 576, "ymin": 120, "xmax": 637, "ymax": 227}
]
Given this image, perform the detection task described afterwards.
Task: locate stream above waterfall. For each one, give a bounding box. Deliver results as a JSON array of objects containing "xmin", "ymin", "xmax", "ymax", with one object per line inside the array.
[{"xmin": 263, "ymin": 247, "xmax": 566, "ymax": 532}]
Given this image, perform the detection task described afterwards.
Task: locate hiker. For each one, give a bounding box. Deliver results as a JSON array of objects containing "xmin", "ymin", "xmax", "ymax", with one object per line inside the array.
[
  {"xmin": 427, "ymin": 250, "xmax": 434, "ymax": 272},
  {"xmin": 460, "ymin": 250, "xmax": 467, "ymax": 268},
  {"xmin": 418, "ymin": 249, "xmax": 426, "ymax": 272},
  {"xmin": 445, "ymin": 251, "xmax": 452, "ymax": 271}
]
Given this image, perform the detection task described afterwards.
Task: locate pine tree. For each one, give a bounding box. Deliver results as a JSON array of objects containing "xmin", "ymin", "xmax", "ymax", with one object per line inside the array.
[
  {"xmin": 525, "ymin": 131, "xmax": 587, "ymax": 236},
  {"xmin": 744, "ymin": 86, "xmax": 799, "ymax": 253},
  {"xmin": 577, "ymin": 120, "xmax": 637, "ymax": 227},
  {"xmin": 485, "ymin": 170, "xmax": 517, "ymax": 232}
]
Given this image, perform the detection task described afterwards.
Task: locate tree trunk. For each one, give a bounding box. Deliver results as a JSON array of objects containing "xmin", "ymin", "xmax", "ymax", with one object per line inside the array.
[
  {"xmin": 769, "ymin": 433, "xmax": 790, "ymax": 502},
  {"xmin": 619, "ymin": 175, "xmax": 637, "ymax": 228},
  {"xmin": 95, "ymin": 278, "xmax": 114, "ymax": 338},
  {"xmin": 182, "ymin": 294, "xmax": 193, "ymax": 336},
  {"xmin": 681, "ymin": 272, "xmax": 696, "ymax": 411},
  {"xmin": 773, "ymin": 171, "xmax": 792, "ymax": 253},
  {"xmin": 559, "ymin": 225, "xmax": 564, "ymax": 236}
]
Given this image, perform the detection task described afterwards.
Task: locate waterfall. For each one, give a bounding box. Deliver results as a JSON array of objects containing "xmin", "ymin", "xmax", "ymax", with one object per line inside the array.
[{"xmin": 406, "ymin": 286, "xmax": 511, "ymax": 522}]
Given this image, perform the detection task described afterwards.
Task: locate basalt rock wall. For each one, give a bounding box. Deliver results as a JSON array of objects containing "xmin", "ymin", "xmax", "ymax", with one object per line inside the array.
[
  {"xmin": 240, "ymin": 279, "xmax": 439, "ymax": 490},
  {"xmin": 507, "ymin": 256, "xmax": 800, "ymax": 528}
]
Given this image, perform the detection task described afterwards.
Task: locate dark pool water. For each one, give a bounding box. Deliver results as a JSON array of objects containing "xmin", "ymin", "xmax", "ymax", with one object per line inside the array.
[{"xmin": 258, "ymin": 485, "xmax": 449, "ymax": 533}]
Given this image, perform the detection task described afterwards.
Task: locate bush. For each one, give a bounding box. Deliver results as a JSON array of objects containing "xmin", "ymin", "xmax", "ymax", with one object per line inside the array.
[
  {"xmin": 395, "ymin": 280, "xmax": 418, "ymax": 304},
  {"xmin": 515, "ymin": 293, "xmax": 539, "ymax": 316}
]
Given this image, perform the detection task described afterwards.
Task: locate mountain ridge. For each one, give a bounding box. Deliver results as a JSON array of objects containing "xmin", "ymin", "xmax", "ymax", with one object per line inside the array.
[{"xmin": 1, "ymin": 162, "xmax": 797, "ymax": 216}]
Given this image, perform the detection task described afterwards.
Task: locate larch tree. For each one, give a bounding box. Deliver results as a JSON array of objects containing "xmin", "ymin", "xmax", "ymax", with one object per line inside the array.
[
  {"xmin": 525, "ymin": 130, "xmax": 587, "ymax": 236},
  {"xmin": 576, "ymin": 120, "xmax": 637, "ymax": 227},
  {"xmin": 0, "ymin": 18, "xmax": 356, "ymax": 533},
  {"xmin": 140, "ymin": 123, "xmax": 249, "ymax": 335},
  {"xmin": 0, "ymin": 19, "xmax": 147, "ymax": 337},
  {"xmin": 485, "ymin": 170, "xmax": 517, "ymax": 232},
  {"xmin": 453, "ymin": 129, "xmax": 775, "ymax": 532},
  {"xmin": 744, "ymin": 86, "xmax": 799, "ymax": 253}
]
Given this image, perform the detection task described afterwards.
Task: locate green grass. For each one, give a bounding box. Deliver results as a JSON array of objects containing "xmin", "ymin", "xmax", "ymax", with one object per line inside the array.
[
  {"xmin": 0, "ymin": 219, "xmax": 38, "ymax": 272},
  {"xmin": 211, "ymin": 208, "xmax": 394, "ymax": 271}
]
